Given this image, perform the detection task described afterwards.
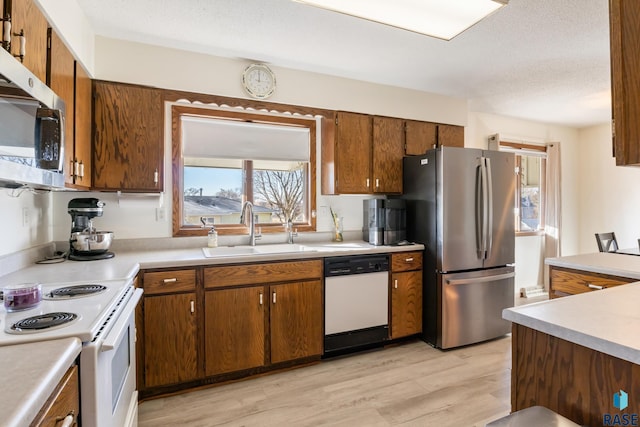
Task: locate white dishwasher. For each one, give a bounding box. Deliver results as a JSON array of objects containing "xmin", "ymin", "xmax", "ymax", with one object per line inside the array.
[{"xmin": 324, "ymin": 254, "xmax": 389, "ymax": 355}]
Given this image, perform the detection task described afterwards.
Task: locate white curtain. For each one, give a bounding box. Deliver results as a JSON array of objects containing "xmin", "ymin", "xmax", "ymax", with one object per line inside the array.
[{"xmin": 543, "ymin": 142, "xmax": 561, "ymax": 289}]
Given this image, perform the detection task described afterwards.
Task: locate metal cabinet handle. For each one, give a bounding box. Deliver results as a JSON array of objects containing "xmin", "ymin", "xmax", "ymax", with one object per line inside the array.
[
  {"xmin": 587, "ymin": 283, "xmax": 604, "ymax": 290},
  {"xmin": 162, "ymin": 278, "xmax": 177, "ymax": 283},
  {"xmin": 154, "ymin": 168, "xmax": 159, "ymax": 185},
  {"xmin": 259, "ymin": 293, "xmax": 263, "ymax": 305},
  {"xmin": 272, "ymin": 292, "xmax": 276, "ymax": 304},
  {"xmin": 366, "ymin": 178, "xmax": 370, "ymax": 188},
  {"xmin": 57, "ymin": 412, "xmax": 75, "ymax": 427},
  {"xmin": 375, "ymin": 178, "xmax": 380, "ymax": 188},
  {"xmin": 190, "ymin": 300, "xmax": 195, "ymax": 313},
  {"xmin": 405, "ymin": 257, "xmax": 414, "ymax": 262},
  {"xmin": 394, "ymin": 279, "xmax": 398, "ymax": 289},
  {"xmin": 13, "ymin": 29, "xmax": 25, "ymax": 60}
]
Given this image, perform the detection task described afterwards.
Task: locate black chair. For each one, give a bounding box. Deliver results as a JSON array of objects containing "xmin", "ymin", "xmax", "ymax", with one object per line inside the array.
[{"xmin": 595, "ymin": 232, "xmax": 618, "ymax": 252}]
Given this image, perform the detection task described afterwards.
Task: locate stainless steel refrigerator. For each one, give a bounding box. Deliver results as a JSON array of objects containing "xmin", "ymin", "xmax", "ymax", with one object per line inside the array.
[{"xmin": 401, "ymin": 146, "xmax": 515, "ymax": 349}]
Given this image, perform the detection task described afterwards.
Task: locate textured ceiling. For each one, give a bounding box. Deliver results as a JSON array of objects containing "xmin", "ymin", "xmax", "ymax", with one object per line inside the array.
[{"xmin": 75, "ymin": 0, "xmax": 611, "ymax": 128}]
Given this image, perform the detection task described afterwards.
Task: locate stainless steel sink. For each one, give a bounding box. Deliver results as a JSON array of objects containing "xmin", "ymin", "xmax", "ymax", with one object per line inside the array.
[
  {"xmin": 253, "ymin": 244, "xmax": 316, "ymax": 254},
  {"xmin": 202, "ymin": 246, "xmax": 258, "ymax": 258}
]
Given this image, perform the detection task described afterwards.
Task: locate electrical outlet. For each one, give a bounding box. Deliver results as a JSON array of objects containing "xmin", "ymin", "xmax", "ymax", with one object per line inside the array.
[
  {"xmin": 22, "ymin": 207, "xmax": 29, "ymax": 227},
  {"xmin": 156, "ymin": 208, "xmax": 166, "ymax": 222}
]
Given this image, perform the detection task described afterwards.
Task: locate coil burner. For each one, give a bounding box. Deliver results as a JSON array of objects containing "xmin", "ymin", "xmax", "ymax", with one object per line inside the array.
[
  {"xmin": 10, "ymin": 312, "xmax": 78, "ymax": 333},
  {"xmin": 44, "ymin": 284, "xmax": 107, "ymax": 300}
]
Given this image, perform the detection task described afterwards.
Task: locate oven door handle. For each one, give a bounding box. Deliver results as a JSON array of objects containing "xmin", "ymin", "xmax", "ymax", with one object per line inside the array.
[{"xmin": 100, "ymin": 288, "xmax": 143, "ymax": 352}]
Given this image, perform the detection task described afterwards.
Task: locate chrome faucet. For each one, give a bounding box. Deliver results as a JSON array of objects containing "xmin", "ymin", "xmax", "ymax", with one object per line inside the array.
[
  {"xmin": 240, "ymin": 201, "xmax": 261, "ymax": 246},
  {"xmin": 285, "ymin": 219, "xmax": 298, "ymax": 244}
]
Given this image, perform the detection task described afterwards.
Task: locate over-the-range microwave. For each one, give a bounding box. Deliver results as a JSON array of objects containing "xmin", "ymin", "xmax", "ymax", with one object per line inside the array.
[{"xmin": 0, "ymin": 46, "xmax": 66, "ymax": 190}]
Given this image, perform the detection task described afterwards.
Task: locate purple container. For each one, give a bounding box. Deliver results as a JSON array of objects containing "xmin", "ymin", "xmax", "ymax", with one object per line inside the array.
[{"xmin": 4, "ymin": 283, "xmax": 42, "ymax": 312}]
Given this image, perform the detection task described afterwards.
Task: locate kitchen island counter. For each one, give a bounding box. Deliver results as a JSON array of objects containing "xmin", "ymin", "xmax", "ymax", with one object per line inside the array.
[
  {"xmin": 545, "ymin": 251, "xmax": 640, "ymax": 279},
  {"xmin": 503, "ymin": 281, "xmax": 640, "ymax": 364},
  {"xmin": 0, "ymin": 337, "xmax": 81, "ymax": 427},
  {"xmin": 504, "ymin": 283, "xmax": 640, "ymax": 425}
]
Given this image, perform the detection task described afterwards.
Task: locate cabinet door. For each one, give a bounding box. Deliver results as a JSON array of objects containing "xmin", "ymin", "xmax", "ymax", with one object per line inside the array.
[
  {"xmin": 9, "ymin": 0, "xmax": 48, "ymax": 83},
  {"xmin": 437, "ymin": 124, "xmax": 464, "ymax": 148},
  {"xmin": 32, "ymin": 365, "xmax": 79, "ymax": 427},
  {"xmin": 610, "ymin": 0, "xmax": 640, "ymax": 165},
  {"xmin": 270, "ymin": 280, "xmax": 323, "ymax": 364},
  {"xmin": 73, "ymin": 62, "xmax": 92, "ymax": 188},
  {"xmin": 372, "ymin": 116, "xmax": 404, "ymax": 193},
  {"xmin": 144, "ymin": 293, "xmax": 198, "ymax": 387},
  {"xmin": 390, "ymin": 270, "xmax": 422, "ymax": 339},
  {"xmin": 335, "ymin": 111, "xmax": 372, "ymax": 193},
  {"xmin": 205, "ymin": 287, "xmax": 265, "ymax": 376},
  {"xmin": 405, "ymin": 120, "xmax": 437, "ymax": 155},
  {"xmin": 93, "ymin": 81, "xmax": 163, "ymax": 191},
  {"xmin": 47, "ymin": 29, "xmax": 75, "ymax": 186}
]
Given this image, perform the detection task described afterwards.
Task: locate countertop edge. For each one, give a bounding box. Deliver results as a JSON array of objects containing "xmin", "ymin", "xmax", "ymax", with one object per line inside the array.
[
  {"xmin": 545, "ymin": 253, "xmax": 640, "ymax": 280},
  {"xmin": 3, "ymin": 337, "xmax": 82, "ymax": 427}
]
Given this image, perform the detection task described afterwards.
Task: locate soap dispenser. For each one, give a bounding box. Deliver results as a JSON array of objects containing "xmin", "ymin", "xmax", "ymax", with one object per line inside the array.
[{"xmin": 207, "ymin": 219, "xmax": 218, "ymax": 248}]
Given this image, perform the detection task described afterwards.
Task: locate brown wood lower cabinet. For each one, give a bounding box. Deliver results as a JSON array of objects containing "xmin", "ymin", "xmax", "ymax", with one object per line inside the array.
[
  {"xmin": 144, "ymin": 292, "xmax": 198, "ymax": 387},
  {"xmin": 205, "ymin": 286, "xmax": 265, "ymax": 376},
  {"xmin": 390, "ymin": 252, "xmax": 423, "ymax": 339},
  {"xmin": 270, "ymin": 280, "xmax": 323, "ymax": 364},
  {"xmin": 203, "ymin": 261, "xmax": 323, "ymax": 376},
  {"xmin": 140, "ymin": 260, "xmax": 323, "ymax": 396},
  {"xmin": 512, "ymin": 323, "xmax": 640, "ymax": 426},
  {"xmin": 32, "ymin": 365, "xmax": 79, "ymax": 427},
  {"xmin": 549, "ymin": 266, "xmax": 634, "ymax": 298},
  {"xmin": 141, "ymin": 268, "xmax": 198, "ymax": 389}
]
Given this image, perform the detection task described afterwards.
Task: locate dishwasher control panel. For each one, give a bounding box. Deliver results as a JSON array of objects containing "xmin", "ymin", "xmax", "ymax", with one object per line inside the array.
[{"xmin": 324, "ymin": 254, "xmax": 389, "ymax": 277}]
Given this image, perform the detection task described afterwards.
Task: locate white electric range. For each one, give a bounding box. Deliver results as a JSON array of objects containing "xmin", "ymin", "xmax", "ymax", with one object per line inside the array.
[{"xmin": 0, "ymin": 279, "xmax": 143, "ymax": 427}]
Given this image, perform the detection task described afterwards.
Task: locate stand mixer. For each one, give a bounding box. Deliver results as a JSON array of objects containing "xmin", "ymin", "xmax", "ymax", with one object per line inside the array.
[{"xmin": 67, "ymin": 198, "xmax": 115, "ymax": 261}]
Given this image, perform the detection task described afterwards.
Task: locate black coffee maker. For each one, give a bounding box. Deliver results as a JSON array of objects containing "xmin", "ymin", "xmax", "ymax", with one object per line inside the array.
[{"xmin": 68, "ymin": 198, "xmax": 115, "ymax": 261}]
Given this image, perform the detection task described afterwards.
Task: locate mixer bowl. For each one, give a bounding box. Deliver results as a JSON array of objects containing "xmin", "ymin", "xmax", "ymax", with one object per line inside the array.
[{"xmin": 70, "ymin": 231, "xmax": 114, "ymax": 254}]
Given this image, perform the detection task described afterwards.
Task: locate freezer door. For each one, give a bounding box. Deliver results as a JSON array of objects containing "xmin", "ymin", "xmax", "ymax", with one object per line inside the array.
[
  {"xmin": 439, "ymin": 147, "xmax": 485, "ymax": 272},
  {"xmin": 482, "ymin": 150, "xmax": 516, "ymax": 268},
  {"xmin": 439, "ymin": 267, "xmax": 514, "ymax": 349}
]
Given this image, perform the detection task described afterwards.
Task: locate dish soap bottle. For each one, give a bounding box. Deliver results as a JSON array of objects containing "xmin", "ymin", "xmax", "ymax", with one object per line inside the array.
[{"xmin": 207, "ymin": 220, "xmax": 218, "ymax": 248}]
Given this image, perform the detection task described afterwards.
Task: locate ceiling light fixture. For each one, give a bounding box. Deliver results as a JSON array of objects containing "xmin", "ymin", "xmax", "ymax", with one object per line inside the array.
[{"xmin": 293, "ymin": 0, "xmax": 509, "ymax": 41}]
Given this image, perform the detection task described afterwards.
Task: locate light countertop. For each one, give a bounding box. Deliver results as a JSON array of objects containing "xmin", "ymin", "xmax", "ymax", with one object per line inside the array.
[
  {"xmin": 545, "ymin": 251, "xmax": 640, "ymax": 279},
  {"xmin": 0, "ymin": 241, "xmax": 424, "ymax": 287},
  {"xmin": 503, "ymin": 282, "xmax": 640, "ymax": 364},
  {"xmin": 0, "ymin": 337, "xmax": 82, "ymax": 427}
]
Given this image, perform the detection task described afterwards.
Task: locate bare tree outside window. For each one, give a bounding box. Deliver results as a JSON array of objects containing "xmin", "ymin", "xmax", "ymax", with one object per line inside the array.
[
  {"xmin": 254, "ymin": 164, "xmax": 305, "ymax": 223},
  {"xmin": 215, "ymin": 188, "xmax": 242, "ymax": 200}
]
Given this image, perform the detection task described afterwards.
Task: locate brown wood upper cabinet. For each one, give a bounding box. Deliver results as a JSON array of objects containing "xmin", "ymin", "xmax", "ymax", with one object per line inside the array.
[
  {"xmin": 3, "ymin": 0, "xmax": 48, "ymax": 83},
  {"xmin": 329, "ymin": 111, "xmax": 404, "ymax": 194},
  {"xmin": 47, "ymin": 29, "xmax": 75, "ymax": 187},
  {"xmin": 73, "ymin": 62, "xmax": 92, "ymax": 188},
  {"xmin": 93, "ymin": 81, "xmax": 163, "ymax": 191},
  {"xmin": 405, "ymin": 120, "xmax": 464, "ymax": 155},
  {"xmin": 609, "ymin": 0, "xmax": 640, "ymax": 165}
]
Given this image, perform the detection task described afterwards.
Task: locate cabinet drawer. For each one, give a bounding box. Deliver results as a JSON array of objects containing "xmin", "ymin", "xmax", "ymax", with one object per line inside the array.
[
  {"xmin": 391, "ymin": 252, "xmax": 423, "ymax": 272},
  {"xmin": 33, "ymin": 365, "xmax": 79, "ymax": 427},
  {"xmin": 204, "ymin": 260, "xmax": 322, "ymax": 289},
  {"xmin": 144, "ymin": 269, "xmax": 196, "ymax": 295},
  {"xmin": 550, "ymin": 267, "xmax": 634, "ymax": 297}
]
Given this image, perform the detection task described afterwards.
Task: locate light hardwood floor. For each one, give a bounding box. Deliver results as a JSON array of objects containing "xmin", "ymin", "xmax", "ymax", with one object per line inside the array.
[{"xmin": 138, "ymin": 336, "xmax": 512, "ymax": 426}]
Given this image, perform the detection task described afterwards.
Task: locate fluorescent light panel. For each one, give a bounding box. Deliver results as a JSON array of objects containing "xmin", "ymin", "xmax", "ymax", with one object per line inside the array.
[{"xmin": 294, "ymin": 0, "xmax": 508, "ymax": 41}]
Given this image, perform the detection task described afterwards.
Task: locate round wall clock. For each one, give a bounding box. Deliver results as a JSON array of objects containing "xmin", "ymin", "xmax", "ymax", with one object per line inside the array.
[{"xmin": 242, "ymin": 63, "xmax": 276, "ymax": 99}]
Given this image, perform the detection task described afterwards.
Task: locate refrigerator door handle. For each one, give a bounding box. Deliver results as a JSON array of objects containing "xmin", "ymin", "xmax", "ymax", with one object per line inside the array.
[
  {"xmin": 480, "ymin": 157, "xmax": 490, "ymax": 259},
  {"xmin": 485, "ymin": 157, "xmax": 493, "ymax": 259},
  {"xmin": 475, "ymin": 161, "xmax": 484, "ymax": 259},
  {"xmin": 446, "ymin": 272, "xmax": 515, "ymax": 286}
]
